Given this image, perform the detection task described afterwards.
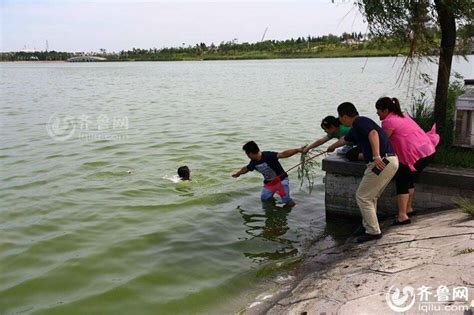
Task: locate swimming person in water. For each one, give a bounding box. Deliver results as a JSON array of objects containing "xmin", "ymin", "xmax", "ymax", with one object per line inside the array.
[
  {"xmin": 231, "ymin": 141, "xmax": 303, "ymax": 207},
  {"xmin": 177, "ymin": 166, "xmax": 191, "ymax": 181}
]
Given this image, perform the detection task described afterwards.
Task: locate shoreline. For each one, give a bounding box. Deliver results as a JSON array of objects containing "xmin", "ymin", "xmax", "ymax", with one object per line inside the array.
[
  {"xmin": 0, "ymin": 54, "xmax": 402, "ymax": 63},
  {"xmin": 242, "ymin": 209, "xmax": 474, "ymax": 314},
  {"xmin": 2, "ymin": 53, "xmax": 472, "ymax": 63}
]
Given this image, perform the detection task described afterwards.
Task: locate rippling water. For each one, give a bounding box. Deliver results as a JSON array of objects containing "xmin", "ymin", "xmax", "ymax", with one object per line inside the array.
[{"xmin": 1, "ymin": 57, "xmax": 472, "ymax": 314}]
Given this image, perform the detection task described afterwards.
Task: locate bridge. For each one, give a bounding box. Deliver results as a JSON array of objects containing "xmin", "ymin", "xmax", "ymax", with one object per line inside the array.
[{"xmin": 67, "ymin": 56, "xmax": 107, "ymax": 62}]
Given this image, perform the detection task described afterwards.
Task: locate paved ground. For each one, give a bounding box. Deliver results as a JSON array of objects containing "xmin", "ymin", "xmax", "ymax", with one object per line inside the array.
[{"xmin": 244, "ymin": 209, "xmax": 474, "ymax": 315}]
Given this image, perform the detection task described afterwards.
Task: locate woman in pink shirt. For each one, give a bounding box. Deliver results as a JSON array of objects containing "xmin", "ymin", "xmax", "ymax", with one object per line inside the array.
[{"xmin": 375, "ymin": 97, "xmax": 439, "ymax": 225}]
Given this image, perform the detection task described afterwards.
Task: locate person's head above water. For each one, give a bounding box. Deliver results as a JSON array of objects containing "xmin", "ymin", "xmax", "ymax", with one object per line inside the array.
[
  {"xmin": 177, "ymin": 166, "xmax": 191, "ymax": 180},
  {"xmin": 320, "ymin": 115, "xmax": 341, "ymax": 133},
  {"xmin": 242, "ymin": 141, "xmax": 261, "ymax": 161}
]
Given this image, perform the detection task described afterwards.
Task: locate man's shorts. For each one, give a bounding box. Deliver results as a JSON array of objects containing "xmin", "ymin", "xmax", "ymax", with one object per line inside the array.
[{"xmin": 261, "ymin": 178, "xmax": 292, "ymax": 204}]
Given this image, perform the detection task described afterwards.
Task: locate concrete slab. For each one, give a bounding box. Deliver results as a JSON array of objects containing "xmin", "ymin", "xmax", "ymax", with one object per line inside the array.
[
  {"xmin": 461, "ymin": 266, "xmax": 474, "ymax": 285},
  {"xmin": 409, "ymin": 234, "xmax": 471, "ymax": 249},
  {"xmin": 434, "ymin": 248, "xmax": 474, "ymax": 267},
  {"xmin": 247, "ymin": 210, "xmax": 474, "ymax": 315},
  {"xmin": 368, "ymin": 244, "xmax": 436, "ymax": 274},
  {"xmin": 306, "ymin": 250, "xmax": 347, "ymax": 266},
  {"xmin": 321, "ymin": 258, "xmax": 369, "ymax": 280},
  {"xmin": 376, "ymin": 233, "xmax": 417, "ymax": 245},
  {"xmin": 388, "ymin": 264, "xmax": 463, "ymax": 288},
  {"xmin": 331, "ymin": 271, "xmax": 392, "ymax": 302},
  {"xmin": 452, "ymin": 219, "xmax": 474, "ymax": 228},
  {"xmin": 412, "ymin": 226, "xmax": 473, "ymax": 239},
  {"xmin": 273, "ymin": 298, "xmax": 342, "ymax": 315},
  {"xmin": 338, "ymin": 292, "xmax": 393, "ymax": 314},
  {"xmin": 304, "ymin": 236, "xmax": 339, "ymax": 257},
  {"xmin": 277, "ymin": 275, "xmax": 340, "ymax": 305}
]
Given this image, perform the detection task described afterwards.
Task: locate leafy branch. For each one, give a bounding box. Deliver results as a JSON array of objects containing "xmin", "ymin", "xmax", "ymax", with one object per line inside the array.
[{"xmin": 296, "ymin": 150, "xmax": 325, "ymax": 193}]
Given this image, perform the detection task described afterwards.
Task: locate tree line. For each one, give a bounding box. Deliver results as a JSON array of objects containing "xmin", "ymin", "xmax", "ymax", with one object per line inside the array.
[{"xmin": 0, "ymin": 32, "xmax": 400, "ymax": 62}]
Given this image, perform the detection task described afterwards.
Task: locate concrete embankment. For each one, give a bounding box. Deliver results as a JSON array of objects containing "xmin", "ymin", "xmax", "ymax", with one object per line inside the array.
[
  {"xmin": 322, "ymin": 154, "xmax": 474, "ymax": 219},
  {"xmin": 244, "ymin": 209, "xmax": 474, "ymax": 315}
]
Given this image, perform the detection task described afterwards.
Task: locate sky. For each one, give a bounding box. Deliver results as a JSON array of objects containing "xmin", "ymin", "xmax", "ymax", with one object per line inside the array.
[{"xmin": 0, "ymin": 0, "xmax": 367, "ymax": 52}]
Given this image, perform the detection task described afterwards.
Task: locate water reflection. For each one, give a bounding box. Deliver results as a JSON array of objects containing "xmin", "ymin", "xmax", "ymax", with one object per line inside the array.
[
  {"xmin": 174, "ymin": 182, "xmax": 195, "ymax": 197},
  {"xmin": 238, "ymin": 202, "xmax": 298, "ymax": 263},
  {"xmin": 325, "ymin": 217, "xmax": 361, "ymax": 241}
]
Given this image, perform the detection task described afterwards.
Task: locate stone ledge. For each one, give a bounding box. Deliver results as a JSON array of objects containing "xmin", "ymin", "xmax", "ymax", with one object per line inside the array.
[
  {"xmin": 322, "ymin": 153, "xmax": 474, "ymax": 190},
  {"xmin": 322, "ymin": 153, "xmax": 474, "ymax": 218},
  {"xmin": 322, "ymin": 153, "xmax": 366, "ymax": 177}
]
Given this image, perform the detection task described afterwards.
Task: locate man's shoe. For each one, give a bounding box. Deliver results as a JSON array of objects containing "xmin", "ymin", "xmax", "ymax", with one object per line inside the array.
[
  {"xmin": 284, "ymin": 200, "xmax": 296, "ymax": 207},
  {"xmin": 356, "ymin": 233, "xmax": 382, "ymax": 243}
]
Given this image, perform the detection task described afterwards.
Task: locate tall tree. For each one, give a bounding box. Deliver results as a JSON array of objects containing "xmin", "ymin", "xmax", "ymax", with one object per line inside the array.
[{"xmin": 356, "ymin": 0, "xmax": 473, "ymax": 140}]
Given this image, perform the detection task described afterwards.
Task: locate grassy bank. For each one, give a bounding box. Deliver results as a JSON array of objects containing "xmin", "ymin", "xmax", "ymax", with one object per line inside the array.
[
  {"xmin": 411, "ymin": 78, "xmax": 474, "ymax": 169},
  {"xmin": 1, "ymin": 41, "xmax": 407, "ymax": 62},
  {"xmin": 109, "ymin": 47, "xmax": 404, "ymax": 62},
  {"xmin": 433, "ymin": 145, "xmax": 474, "ymax": 168},
  {"xmin": 1, "ymin": 49, "xmax": 403, "ymax": 62}
]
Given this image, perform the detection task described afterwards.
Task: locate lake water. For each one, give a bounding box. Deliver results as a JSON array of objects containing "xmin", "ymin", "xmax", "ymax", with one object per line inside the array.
[{"xmin": 1, "ymin": 57, "xmax": 472, "ymax": 314}]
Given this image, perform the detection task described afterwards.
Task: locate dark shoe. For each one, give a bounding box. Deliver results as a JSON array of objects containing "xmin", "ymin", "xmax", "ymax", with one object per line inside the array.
[
  {"xmin": 357, "ymin": 233, "xmax": 382, "ymax": 243},
  {"xmin": 284, "ymin": 200, "xmax": 296, "ymax": 207},
  {"xmin": 353, "ymin": 225, "xmax": 366, "ymax": 236},
  {"xmin": 391, "ymin": 218, "xmax": 411, "ymax": 226},
  {"xmin": 407, "ymin": 210, "xmax": 417, "ymax": 217}
]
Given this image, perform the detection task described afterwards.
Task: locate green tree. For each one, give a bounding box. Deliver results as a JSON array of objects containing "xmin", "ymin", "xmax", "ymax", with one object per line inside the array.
[{"xmin": 356, "ymin": 0, "xmax": 473, "ymax": 140}]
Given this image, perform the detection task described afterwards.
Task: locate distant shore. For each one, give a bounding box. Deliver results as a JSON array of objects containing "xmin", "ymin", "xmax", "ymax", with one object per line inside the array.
[
  {"xmin": 0, "ymin": 46, "xmax": 412, "ymax": 63},
  {"xmin": 6, "ymin": 52, "xmax": 474, "ymax": 63},
  {"xmin": 2, "ymin": 50, "xmax": 472, "ymax": 63},
  {"xmin": 1, "ymin": 51, "xmax": 406, "ymax": 63}
]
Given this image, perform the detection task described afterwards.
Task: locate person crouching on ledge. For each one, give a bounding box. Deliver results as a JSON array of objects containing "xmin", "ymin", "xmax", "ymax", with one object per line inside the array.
[{"xmin": 337, "ymin": 102, "xmax": 399, "ymax": 243}]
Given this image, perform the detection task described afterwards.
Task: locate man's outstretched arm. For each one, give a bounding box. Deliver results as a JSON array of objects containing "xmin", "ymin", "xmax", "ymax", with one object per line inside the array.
[
  {"xmin": 232, "ymin": 166, "xmax": 249, "ymax": 178},
  {"xmin": 327, "ymin": 137, "xmax": 346, "ymax": 152},
  {"xmin": 277, "ymin": 147, "xmax": 304, "ymax": 159}
]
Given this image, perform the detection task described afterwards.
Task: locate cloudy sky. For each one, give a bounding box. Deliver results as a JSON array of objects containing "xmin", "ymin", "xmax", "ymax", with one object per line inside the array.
[{"xmin": 1, "ymin": 0, "xmax": 367, "ymax": 52}]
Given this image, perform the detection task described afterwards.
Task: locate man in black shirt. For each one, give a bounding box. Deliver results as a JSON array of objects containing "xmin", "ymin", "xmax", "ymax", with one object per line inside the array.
[
  {"xmin": 337, "ymin": 102, "xmax": 399, "ymax": 243},
  {"xmin": 232, "ymin": 141, "xmax": 303, "ymax": 207}
]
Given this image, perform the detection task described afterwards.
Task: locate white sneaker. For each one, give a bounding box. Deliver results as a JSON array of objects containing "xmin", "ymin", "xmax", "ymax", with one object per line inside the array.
[{"xmin": 336, "ymin": 145, "xmax": 353, "ymax": 155}]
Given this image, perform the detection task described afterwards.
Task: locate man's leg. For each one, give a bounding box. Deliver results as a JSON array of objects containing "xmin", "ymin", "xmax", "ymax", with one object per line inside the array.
[
  {"xmin": 261, "ymin": 186, "xmax": 275, "ymax": 202},
  {"xmin": 279, "ymin": 178, "xmax": 295, "ymax": 207},
  {"xmin": 356, "ymin": 156, "xmax": 399, "ymax": 235},
  {"xmin": 356, "ymin": 179, "xmax": 381, "ymax": 235}
]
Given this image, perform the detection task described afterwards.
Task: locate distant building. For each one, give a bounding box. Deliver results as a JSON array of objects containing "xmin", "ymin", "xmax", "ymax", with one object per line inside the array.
[
  {"xmin": 453, "ymin": 79, "xmax": 474, "ymax": 148},
  {"xmin": 20, "ymin": 45, "xmax": 36, "ymax": 53},
  {"xmin": 341, "ymin": 38, "xmax": 360, "ymax": 45}
]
